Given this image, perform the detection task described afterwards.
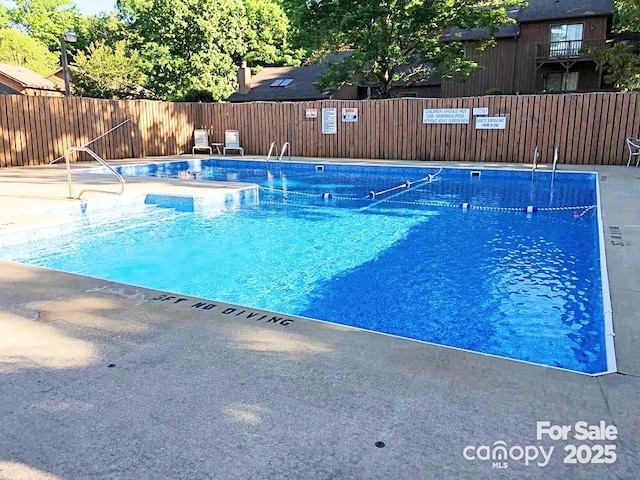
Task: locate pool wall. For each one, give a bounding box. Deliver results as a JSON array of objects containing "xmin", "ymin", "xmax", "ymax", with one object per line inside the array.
[{"xmin": 596, "ymin": 174, "xmax": 617, "ymax": 374}]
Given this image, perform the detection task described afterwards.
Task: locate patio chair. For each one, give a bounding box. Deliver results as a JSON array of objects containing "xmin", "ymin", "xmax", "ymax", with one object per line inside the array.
[
  {"xmin": 223, "ymin": 130, "xmax": 244, "ymax": 156},
  {"xmin": 626, "ymin": 137, "xmax": 640, "ymax": 167},
  {"xmin": 192, "ymin": 129, "xmax": 212, "ymax": 155}
]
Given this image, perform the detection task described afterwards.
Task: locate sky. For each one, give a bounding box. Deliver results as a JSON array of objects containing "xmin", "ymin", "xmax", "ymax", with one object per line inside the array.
[{"xmin": 73, "ymin": 0, "xmax": 116, "ymax": 16}]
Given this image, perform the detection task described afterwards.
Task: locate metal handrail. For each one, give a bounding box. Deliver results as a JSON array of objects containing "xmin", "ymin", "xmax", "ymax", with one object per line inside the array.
[
  {"xmin": 266, "ymin": 141, "xmax": 277, "ymax": 174},
  {"xmin": 534, "ymin": 39, "xmax": 602, "ymax": 60},
  {"xmin": 551, "ymin": 145, "xmax": 559, "ymax": 186},
  {"xmin": 65, "ymin": 146, "xmax": 125, "ymax": 198},
  {"xmin": 531, "ymin": 145, "xmax": 539, "ymax": 180},
  {"xmin": 277, "ymin": 142, "xmax": 291, "ymax": 172},
  {"xmin": 51, "ymin": 118, "xmax": 130, "ymax": 164}
]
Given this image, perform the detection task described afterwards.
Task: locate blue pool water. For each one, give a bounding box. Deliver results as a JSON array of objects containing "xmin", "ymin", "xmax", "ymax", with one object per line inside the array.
[{"xmin": 0, "ymin": 160, "xmax": 609, "ymax": 373}]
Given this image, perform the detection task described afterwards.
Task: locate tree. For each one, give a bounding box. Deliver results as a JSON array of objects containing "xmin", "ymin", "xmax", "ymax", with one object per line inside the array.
[
  {"xmin": 300, "ymin": 0, "xmax": 523, "ymax": 98},
  {"xmin": 8, "ymin": 0, "xmax": 81, "ymax": 51},
  {"xmin": 591, "ymin": 42, "xmax": 640, "ymax": 91},
  {"xmin": 243, "ymin": 0, "xmax": 303, "ymax": 66},
  {"xmin": 72, "ymin": 40, "xmax": 150, "ymax": 98},
  {"xmin": 117, "ymin": 0, "xmax": 248, "ymax": 101},
  {"xmin": 614, "ymin": 0, "xmax": 640, "ymax": 32},
  {"xmin": 0, "ymin": 26, "xmax": 59, "ymax": 74},
  {"xmin": 587, "ymin": 1, "xmax": 640, "ymax": 91},
  {"xmin": 117, "ymin": 0, "xmax": 303, "ymax": 101},
  {"xmin": 0, "ymin": 4, "xmax": 9, "ymax": 27},
  {"xmin": 79, "ymin": 12, "xmax": 130, "ymax": 49}
]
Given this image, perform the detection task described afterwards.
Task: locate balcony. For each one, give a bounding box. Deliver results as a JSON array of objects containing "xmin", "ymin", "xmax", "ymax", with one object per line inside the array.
[{"xmin": 535, "ymin": 39, "xmax": 604, "ymax": 62}]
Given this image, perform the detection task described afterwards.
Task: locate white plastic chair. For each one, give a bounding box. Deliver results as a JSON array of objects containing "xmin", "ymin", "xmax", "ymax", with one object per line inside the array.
[
  {"xmin": 192, "ymin": 129, "xmax": 212, "ymax": 155},
  {"xmin": 626, "ymin": 138, "xmax": 640, "ymax": 167},
  {"xmin": 223, "ymin": 130, "xmax": 244, "ymax": 156}
]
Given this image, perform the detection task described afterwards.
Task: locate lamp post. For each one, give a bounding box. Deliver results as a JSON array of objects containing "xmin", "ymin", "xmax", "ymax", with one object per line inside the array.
[{"xmin": 60, "ymin": 28, "xmax": 77, "ymax": 97}]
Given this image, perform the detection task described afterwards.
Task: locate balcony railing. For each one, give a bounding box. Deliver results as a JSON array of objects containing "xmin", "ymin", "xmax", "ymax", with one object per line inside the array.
[{"xmin": 535, "ymin": 39, "xmax": 603, "ymax": 61}]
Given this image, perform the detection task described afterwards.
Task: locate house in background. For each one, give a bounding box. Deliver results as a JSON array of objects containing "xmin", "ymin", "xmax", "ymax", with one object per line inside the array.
[
  {"xmin": 45, "ymin": 66, "xmax": 70, "ymax": 91},
  {"xmin": 228, "ymin": 53, "xmax": 441, "ymax": 103},
  {"xmin": 442, "ymin": 0, "xmax": 615, "ymax": 96},
  {"xmin": 230, "ymin": 0, "xmax": 616, "ymax": 102},
  {"xmin": 0, "ymin": 63, "xmax": 63, "ymax": 96}
]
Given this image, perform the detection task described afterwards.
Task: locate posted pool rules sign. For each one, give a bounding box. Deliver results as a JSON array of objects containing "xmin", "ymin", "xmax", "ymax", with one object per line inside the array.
[
  {"xmin": 342, "ymin": 107, "xmax": 358, "ymax": 122},
  {"xmin": 322, "ymin": 108, "xmax": 337, "ymax": 134}
]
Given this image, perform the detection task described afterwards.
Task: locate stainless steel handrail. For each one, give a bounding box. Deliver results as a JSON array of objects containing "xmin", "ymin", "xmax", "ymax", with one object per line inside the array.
[
  {"xmin": 65, "ymin": 146, "xmax": 125, "ymax": 198},
  {"xmin": 277, "ymin": 142, "xmax": 291, "ymax": 172},
  {"xmin": 51, "ymin": 118, "xmax": 130, "ymax": 164},
  {"xmin": 531, "ymin": 145, "xmax": 539, "ymax": 180},
  {"xmin": 266, "ymin": 141, "xmax": 277, "ymax": 174},
  {"xmin": 551, "ymin": 145, "xmax": 559, "ymax": 186}
]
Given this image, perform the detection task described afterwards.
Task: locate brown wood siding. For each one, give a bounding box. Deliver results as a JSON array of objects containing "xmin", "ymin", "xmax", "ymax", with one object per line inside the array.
[
  {"xmin": 515, "ymin": 16, "xmax": 609, "ymax": 93},
  {"xmin": 391, "ymin": 85, "xmax": 441, "ymax": 98},
  {"xmin": 444, "ymin": 16, "xmax": 610, "ymax": 96},
  {"xmin": 442, "ymin": 39, "xmax": 518, "ymax": 97},
  {"xmin": 0, "ymin": 92, "xmax": 637, "ymax": 168}
]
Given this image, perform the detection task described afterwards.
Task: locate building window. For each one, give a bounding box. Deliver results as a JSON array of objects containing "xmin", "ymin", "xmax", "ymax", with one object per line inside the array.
[
  {"xmin": 545, "ymin": 72, "xmax": 579, "ymax": 92},
  {"xmin": 549, "ymin": 24, "xmax": 583, "ymax": 57}
]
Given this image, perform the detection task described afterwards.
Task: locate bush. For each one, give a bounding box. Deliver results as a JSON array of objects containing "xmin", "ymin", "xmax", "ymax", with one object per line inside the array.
[
  {"xmin": 485, "ymin": 87, "xmax": 503, "ymax": 95},
  {"xmin": 179, "ymin": 89, "xmax": 216, "ymax": 103}
]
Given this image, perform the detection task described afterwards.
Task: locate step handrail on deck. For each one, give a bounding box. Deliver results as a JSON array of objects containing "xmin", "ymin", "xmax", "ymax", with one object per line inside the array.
[
  {"xmin": 65, "ymin": 146, "xmax": 125, "ymax": 199},
  {"xmin": 51, "ymin": 118, "xmax": 130, "ymax": 164}
]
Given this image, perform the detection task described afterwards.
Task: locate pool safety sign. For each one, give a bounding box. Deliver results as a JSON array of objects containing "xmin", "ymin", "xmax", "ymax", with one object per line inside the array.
[
  {"xmin": 423, "ymin": 108, "xmax": 470, "ymax": 124},
  {"xmin": 475, "ymin": 116, "xmax": 507, "ymax": 130},
  {"xmin": 473, "ymin": 107, "xmax": 489, "ymax": 116},
  {"xmin": 342, "ymin": 107, "xmax": 358, "ymax": 122},
  {"xmin": 305, "ymin": 108, "xmax": 318, "ymax": 119},
  {"xmin": 322, "ymin": 108, "xmax": 337, "ymax": 134}
]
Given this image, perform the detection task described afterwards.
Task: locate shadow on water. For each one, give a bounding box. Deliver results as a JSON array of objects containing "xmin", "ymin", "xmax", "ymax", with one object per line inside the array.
[{"xmin": 299, "ymin": 209, "xmax": 606, "ymax": 374}]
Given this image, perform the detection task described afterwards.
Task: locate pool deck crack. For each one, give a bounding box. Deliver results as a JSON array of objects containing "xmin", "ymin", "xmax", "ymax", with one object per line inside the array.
[{"xmin": 597, "ymin": 377, "xmax": 614, "ymax": 420}]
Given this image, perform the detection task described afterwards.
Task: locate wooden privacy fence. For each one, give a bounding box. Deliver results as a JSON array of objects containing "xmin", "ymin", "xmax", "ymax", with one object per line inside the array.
[{"xmin": 1, "ymin": 92, "xmax": 638, "ymax": 168}]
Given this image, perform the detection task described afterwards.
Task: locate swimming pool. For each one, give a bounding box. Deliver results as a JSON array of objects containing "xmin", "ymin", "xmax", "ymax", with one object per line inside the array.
[{"xmin": 0, "ymin": 159, "xmax": 614, "ymax": 374}]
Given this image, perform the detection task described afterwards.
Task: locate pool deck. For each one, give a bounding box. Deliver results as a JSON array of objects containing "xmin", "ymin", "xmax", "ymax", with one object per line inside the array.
[{"xmin": 0, "ymin": 156, "xmax": 638, "ymax": 479}]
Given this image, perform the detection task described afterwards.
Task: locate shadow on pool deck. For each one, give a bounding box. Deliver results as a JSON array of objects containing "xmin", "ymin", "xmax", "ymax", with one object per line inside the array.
[{"xmin": 0, "ymin": 157, "xmax": 638, "ymax": 479}]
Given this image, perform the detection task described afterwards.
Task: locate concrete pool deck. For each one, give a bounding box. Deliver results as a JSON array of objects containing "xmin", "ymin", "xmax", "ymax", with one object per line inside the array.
[{"xmin": 0, "ymin": 156, "xmax": 638, "ymax": 479}]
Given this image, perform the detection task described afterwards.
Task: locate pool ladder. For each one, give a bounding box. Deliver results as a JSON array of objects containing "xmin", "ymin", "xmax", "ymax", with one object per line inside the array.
[
  {"xmin": 64, "ymin": 146, "xmax": 125, "ymax": 199},
  {"xmin": 551, "ymin": 146, "xmax": 559, "ymax": 186},
  {"xmin": 531, "ymin": 145, "xmax": 539, "ymax": 180},
  {"xmin": 266, "ymin": 141, "xmax": 277, "ymax": 175},
  {"xmin": 266, "ymin": 141, "xmax": 291, "ymax": 175}
]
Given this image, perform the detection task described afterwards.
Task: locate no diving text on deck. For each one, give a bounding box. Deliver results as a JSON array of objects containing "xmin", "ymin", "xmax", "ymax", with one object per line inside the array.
[{"xmin": 151, "ymin": 293, "xmax": 294, "ymax": 326}]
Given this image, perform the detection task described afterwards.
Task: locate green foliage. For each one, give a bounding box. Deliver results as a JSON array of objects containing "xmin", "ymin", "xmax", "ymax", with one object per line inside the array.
[
  {"xmin": 614, "ymin": 0, "xmax": 640, "ymax": 32},
  {"xmin": 0, "ymin": 5, "xmax": 9, "ymax": 27},
  {"xmin": 71, "ymin": 13, "xmax": 126, "ymax": 54},
  {"xmin": 0, "ymin": 26, "xmax": 58, "ymax": 74},
  {"xmin": 117, "ymin": 0, "xmax": 249, "ymax": 101},
  {"xmin": 301, "ymin": 0, "xmax": 523, "ymax": 98},
  {"xmin": 72, "ymin": 40, "xmax": 150, "ymax": 98},
  {"xmin": 117, "ymin": 0, "xmax": 302, "ymax": 101},
  {"xmin": 178, "ymin": 88, "xmax": 216, "ymax": 102},
  {"xmin": 591, "ymin": 42, "xmax": 640, "ymax": 92},
  {"xmin": 276, "ymin": 0, "xmax": 313, "ymax": 56},
  {"xmin": 608, "ymin": 1, "xmax": 640, "ymax": 90},
  {"xmin": 9, "ymin": 0, "xmax": 81, "ymax": 51},
  {"xmin": 485, "ymin": 87, "xmax": 503, "ymax": 95},
  {"xmin": 243, "ymin": 0, "xmax": 303, "ymax": 66}
]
